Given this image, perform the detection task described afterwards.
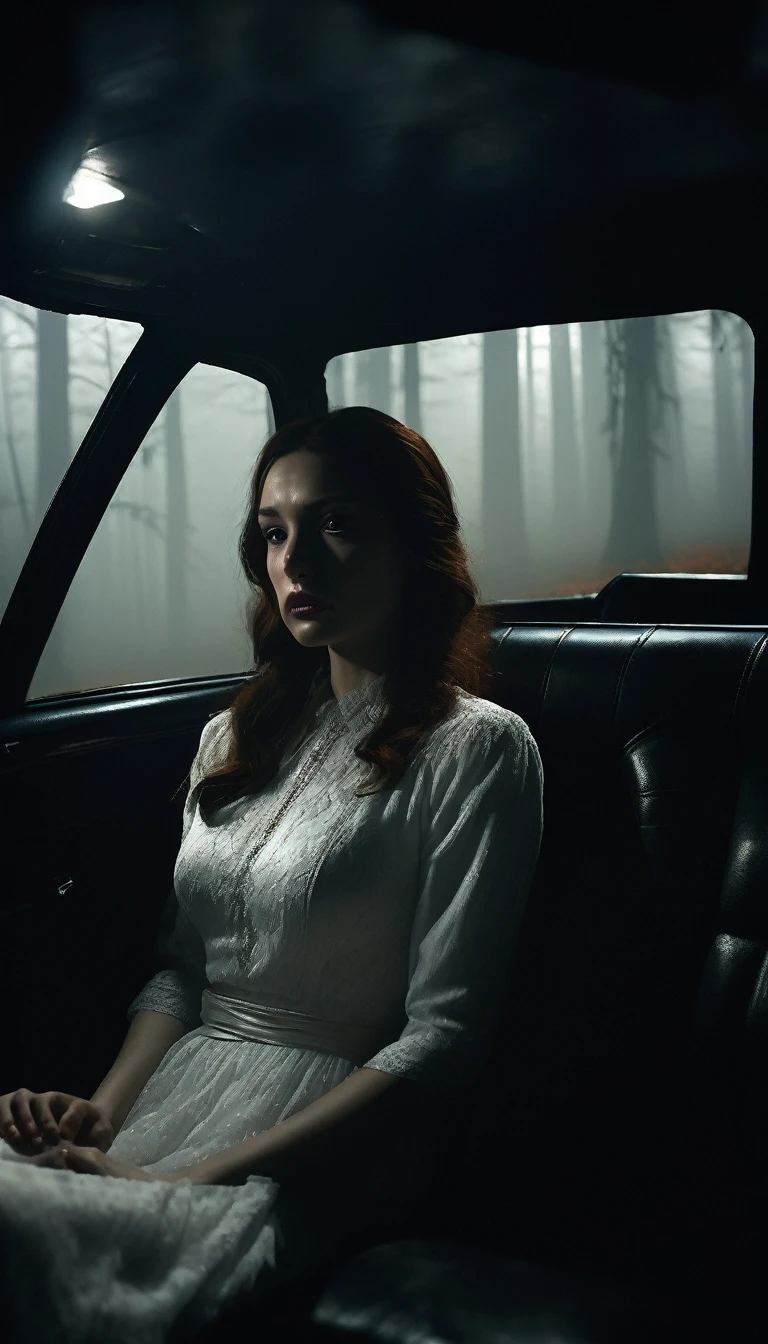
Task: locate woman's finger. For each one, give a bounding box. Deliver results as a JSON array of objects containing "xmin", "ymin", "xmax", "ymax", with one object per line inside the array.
[
  {"xmin": 29, "ymin": 1095, "xmax": 62, "ymax": 1144},
  {"xmin": 0, "ymin": 1097, "xmax": 18, "ymax": 1141},
  {"xmin": 10, "ymin": 1091, "xmax": 41, "ymax": 1145},
  {"xmin": 57, "ymin": 1100, "xmax": 87, "ymax": 1142},
  {"xmin": 88, "ymin": 1117, "xmax": 113, "ymax": 1152}
]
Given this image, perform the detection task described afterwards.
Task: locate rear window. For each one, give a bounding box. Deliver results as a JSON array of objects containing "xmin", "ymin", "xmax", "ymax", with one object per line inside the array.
[{"xmin": 326, "ymin": 311, "xmax": 753, "ymax": 600}]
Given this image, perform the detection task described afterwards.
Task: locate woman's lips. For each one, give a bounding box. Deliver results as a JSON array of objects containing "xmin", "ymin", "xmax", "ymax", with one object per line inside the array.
[{"xmin": 288, "ymin": 601, "xmax": 332, "ymax": 617}]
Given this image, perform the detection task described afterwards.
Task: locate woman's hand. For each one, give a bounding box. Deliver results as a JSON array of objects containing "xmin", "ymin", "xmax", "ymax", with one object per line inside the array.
[
  {"xmin": 29, "ymin": 1142, "xmax": 176, "ymax": 1182},
  {"xmin": 0, "ymin": 1089, "xmax": 114, "ymax": 1155}
]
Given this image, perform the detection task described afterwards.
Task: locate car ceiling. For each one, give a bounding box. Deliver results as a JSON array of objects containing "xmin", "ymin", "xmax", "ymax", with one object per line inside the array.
[{"xmin": 2, "ymin": 0, "xmax": 768, "ymax": 364}]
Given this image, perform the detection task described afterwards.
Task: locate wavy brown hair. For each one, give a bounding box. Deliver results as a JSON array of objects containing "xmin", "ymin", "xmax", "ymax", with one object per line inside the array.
[{"xmin": 200, "ymin": 405, "xmax": 495, "ymax": 804}]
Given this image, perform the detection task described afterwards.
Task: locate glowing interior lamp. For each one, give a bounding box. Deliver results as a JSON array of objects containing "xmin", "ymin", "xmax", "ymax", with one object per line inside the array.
[{"xmin": 64, "ymin": 167, "xmax": 125, "ymax": 209}]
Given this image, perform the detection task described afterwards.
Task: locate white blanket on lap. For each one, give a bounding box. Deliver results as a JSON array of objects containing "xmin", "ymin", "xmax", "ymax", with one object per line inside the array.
[{"xmin": 0, "ymin": 1153, "xmax": 280, "ymax": 1344}]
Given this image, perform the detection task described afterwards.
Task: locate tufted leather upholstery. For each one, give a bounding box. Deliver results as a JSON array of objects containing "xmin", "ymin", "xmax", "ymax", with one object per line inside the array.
[
  {"xmin": 307, "ymin": 621, "xmax": 768, "ymax": 1344},
  {"xmin": 485, "ymin": 621, "xmax": 767, "ymax": 1183}
]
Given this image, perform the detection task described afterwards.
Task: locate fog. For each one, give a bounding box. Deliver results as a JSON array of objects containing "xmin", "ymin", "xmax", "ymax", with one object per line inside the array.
[
  {"xmin": 328, "ymin": 312, "xmax": 753, "ymax": 599},
  {"xmin": 0, "ymin": 301, "xmax": 753, "ymax": 700}
]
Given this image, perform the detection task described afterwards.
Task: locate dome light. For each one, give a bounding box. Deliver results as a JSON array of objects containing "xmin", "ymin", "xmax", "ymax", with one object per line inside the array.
[{"xmin": 64, "ymin": 167, "xmax": 125, "ymax": 209}]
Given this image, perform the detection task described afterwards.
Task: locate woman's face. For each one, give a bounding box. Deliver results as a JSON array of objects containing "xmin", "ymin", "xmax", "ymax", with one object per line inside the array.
[{"xmin": 258, "ymin": 448, "xmax": 412, "ymax": 663}]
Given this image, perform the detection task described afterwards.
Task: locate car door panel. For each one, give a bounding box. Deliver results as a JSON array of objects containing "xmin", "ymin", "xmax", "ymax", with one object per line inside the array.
[{"xmin": 0, "ymin": 675, "xmax": 244, "ymax": 1097}]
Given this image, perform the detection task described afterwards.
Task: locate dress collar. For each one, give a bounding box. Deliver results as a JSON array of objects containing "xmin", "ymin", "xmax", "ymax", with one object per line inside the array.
[{"xmin": 308, "ymin": 667, "xmax": 386, "ymax": 730}]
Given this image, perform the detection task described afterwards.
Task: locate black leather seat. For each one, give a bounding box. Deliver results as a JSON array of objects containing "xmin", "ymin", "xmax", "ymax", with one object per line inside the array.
[
  {"xmin": 311, "ymin": 1239, "xmax": 657, "ymax": 1343},
  {"xmin": 301, "ymin": 621, "xmax": 768, "ymax": 1344}
]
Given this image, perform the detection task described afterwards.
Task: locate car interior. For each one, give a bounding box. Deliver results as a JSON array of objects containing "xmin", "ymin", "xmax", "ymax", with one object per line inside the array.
[{"xmin": 1, "ymin": 2, "xmax": 767, "ymax": 1340}]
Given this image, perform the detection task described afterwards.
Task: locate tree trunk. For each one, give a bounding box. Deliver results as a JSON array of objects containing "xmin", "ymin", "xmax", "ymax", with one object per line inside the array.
[
  {"xmin": 525, "ymin": 327, "xmax": 535, "ymax": 455},
  {"xmin": 550, "ymin": 324, "xmax": 580, "ymax": 560},
  {"xmin": 34, "ymin": 309, "xmax": 75, "ymax": 690},
  {"xmin": 36, "ymin": 309, "xmax": 71, "ymax": 519},
  {"xmin": 656, "ymin": 315, "xmax": 689, "ymax": 548},
  {"xmin": 579, "ymin": 320, "xmax": 607, "ymax": 554},
  {"xmin": 353, "ymin": 350, "xmax": 369, "ymax": 406},
  {"xmin": 737, "ymin": 319, "xmax": 754, "ymax": 540},
  {"xmin": 0, "ymin": 307, "xmax": 30, "ymax": 542},
  {"xmin": 367, "ymin": 347, "xmax": 391, "ymax": 414},
  {"xmin": 738, "ymin": 320, "xmax": 755, "ymax": 447},
  {"xmin": 481, "ymin": 329, "xmax": 530, "ymax": 596},
  {"xmin": 603, "ymin": 317, "xmax": 663, "ymax": 570},
  {"xmin": 104, "ymin": 324, "xmax": 115, "ymax": 382},
  {"xmin": 165, "ymin": 388, "xmax": 188, "ymax": 650},
  {"xmin": 711, "ymin": 311, "xmax": 740, "ymax": 544},
  {"xmin": 581, "ymin": 317, "xmax": 610, "ymax": 516},
  {"xmin": 403, "ymin": 344, "xmax": 422, "ymax": 431}
]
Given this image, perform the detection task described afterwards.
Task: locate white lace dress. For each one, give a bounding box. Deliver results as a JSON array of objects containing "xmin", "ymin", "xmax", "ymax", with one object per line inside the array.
[{"xmin": 0, "ymin": 669, "xmax": 543, "ymax": 1343}]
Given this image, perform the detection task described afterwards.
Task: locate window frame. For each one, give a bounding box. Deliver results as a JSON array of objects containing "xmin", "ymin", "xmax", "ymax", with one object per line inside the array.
[{"xmin": 0, "ymin": 298, "xmax": 763, "ymax": 717}]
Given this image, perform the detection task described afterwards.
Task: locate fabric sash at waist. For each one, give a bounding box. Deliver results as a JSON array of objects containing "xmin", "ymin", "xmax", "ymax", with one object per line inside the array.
[{"xmin": 200, "ymin": 987, "xmax": 380, "ymax": 1066}]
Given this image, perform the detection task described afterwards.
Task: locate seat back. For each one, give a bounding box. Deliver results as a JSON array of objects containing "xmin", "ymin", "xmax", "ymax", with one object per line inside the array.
[{"xmin": 451, "ymin": 622, "xmax": 768, "ymax": 1259}]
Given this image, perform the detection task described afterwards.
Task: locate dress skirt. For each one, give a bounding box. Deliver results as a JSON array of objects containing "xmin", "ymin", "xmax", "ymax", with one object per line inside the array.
[{"xmin": 0, "ymin": 1030, "xmax": 361, "ymax": 1344}]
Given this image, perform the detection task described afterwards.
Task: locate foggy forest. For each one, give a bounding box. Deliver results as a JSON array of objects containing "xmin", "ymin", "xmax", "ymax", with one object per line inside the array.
[{"xmin": 0, "ymin": 299, "xmax": 754, "ymax": 700}]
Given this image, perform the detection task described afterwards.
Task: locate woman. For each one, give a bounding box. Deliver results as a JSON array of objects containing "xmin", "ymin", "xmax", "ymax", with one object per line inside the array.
[{"xmin": 0, "ymin": 406, "xmax": 543, "ymax": 1342}]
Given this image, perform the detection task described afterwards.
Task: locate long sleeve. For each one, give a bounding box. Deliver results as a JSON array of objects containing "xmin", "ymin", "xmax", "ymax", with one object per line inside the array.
[
  {"xmin": 126, "ymin": 887, "xmax": 208, "ymax": 1029},
  {"xmin": 127, "ymin": 712, "xmax": 230, "ymax": 1030},
  {"xmin": 363, "ymin": 713, "xmax": 544, "ymax": 1089}
]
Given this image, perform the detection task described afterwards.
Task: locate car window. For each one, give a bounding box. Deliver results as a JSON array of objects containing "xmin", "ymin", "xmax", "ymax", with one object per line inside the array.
[
  {"xmin": 326, "ymin": 311, "xmax": 754, "ymax": 600},
  {"xmin": 0, "ymin": 298, "xmax": 141, "ymax": 623},
  {"xmin": 28, "ymin": 363, "xmax": 272, "ymax": 700}
]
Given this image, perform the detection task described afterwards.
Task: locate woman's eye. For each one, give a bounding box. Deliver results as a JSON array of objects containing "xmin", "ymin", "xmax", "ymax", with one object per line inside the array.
[{"xmin": 263, "ymin": 516, "xmax": 350, "ymax": 545}]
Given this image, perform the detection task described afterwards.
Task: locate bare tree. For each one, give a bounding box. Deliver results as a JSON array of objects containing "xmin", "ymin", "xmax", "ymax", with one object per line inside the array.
[
  {"xmin": 165, "ymin": 388, "xmax": 188, "ymax": 648},
  {"xmin": 351, "ymin": 349, "xmax": 366, "ymax": 405},
  {"xmin": 579, "ymin": 319, "xmax": 606, "ymax": 547},
  {"xmin": 403, "ymin": 344, "xmax": 422, "ymax": 431},
  {"xmin": 711, "ymin": 310, "xmax": 742, "ymax": 543},
  {"xmin": 0, "ymin": 305, "xmax": 31, "ymax": 544},
  {"xmin": 36, "ymin": 310, "xmax": 71, "ymax": 518},
  {"xmin": 603, "ymin": 317, "xmax": 663, "ymax": 571},
  {"xmin": 655, "ymin": 315, "xmax": 688, "ymax": 544},
  {"xmin": 481, "ymin": 329, "xmax": 530, "ymax": 596},
  {"xmin": 28, "ymin": 310, "xmax": 78, "ymax": 691},
  {"xmin": 525, "ymin": 327, "xmax": 535, "ymax": 457},
  {"xmin": 550, "ymin": 324, "xmax": 580, "ymax": 559},
  {"xmin": 738, "ymin": 320, "xmax": 754, "ymax": 448},
  {"xmin": 737, "ymin": 318, "xmax": 755, "ymax": 539},
  {"xmin": 103, "ymin": 324, "xmax": 115, "ymax": 382},
  {"xmin": 367, "ymin": 347, "xmax": 391, "ymax": 413}
]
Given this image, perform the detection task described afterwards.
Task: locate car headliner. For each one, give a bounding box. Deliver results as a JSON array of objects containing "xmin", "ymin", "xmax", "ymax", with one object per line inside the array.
[{"xmin": 1, "ymin": 0, "xmax": 766, "ymax": 362}]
